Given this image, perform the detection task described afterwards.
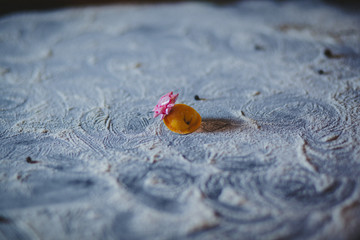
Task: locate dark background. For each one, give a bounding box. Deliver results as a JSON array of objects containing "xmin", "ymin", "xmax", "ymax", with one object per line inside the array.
[
  {"xmin": 1, "ymin": 0, "xmax": 359, "ymax": 17},
  {"xmin": 0, "ymin": 0, "xmax": 236, "ymax": 16}
]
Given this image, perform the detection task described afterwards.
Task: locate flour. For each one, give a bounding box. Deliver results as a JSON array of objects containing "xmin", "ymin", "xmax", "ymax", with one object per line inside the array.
[{"xmin": 0, "ymin": 1, "xmax": 360, "ymax": 239}]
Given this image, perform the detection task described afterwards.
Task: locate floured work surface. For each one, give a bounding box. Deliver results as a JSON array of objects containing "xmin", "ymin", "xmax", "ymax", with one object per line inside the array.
[{"xmin": 1, "ymin": 1, "xmax": 360, "ymax": 239}]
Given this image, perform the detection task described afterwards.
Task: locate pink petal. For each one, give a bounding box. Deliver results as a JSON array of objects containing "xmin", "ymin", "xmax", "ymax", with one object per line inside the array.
[{"xmin": 153, "ymin": 91, "xmax": 179, "ymax": 119}]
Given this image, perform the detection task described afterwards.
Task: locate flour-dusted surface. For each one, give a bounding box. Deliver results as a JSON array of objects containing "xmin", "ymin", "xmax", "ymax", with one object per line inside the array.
[{"xmin": 1, "ymin": 1, "xmax": 360, "ymax": 239}]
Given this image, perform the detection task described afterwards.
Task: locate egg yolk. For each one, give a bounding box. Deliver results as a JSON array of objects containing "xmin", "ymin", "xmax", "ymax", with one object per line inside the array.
[{"xmin": 163, "ymin": 104, "xmax": 202, "ymax": 134}]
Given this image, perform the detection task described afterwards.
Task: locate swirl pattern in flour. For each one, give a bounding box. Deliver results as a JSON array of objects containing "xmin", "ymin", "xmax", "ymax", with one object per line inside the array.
[{"xmin": 243, "ymin": 93, "xmax": 360, "ymax": 176}]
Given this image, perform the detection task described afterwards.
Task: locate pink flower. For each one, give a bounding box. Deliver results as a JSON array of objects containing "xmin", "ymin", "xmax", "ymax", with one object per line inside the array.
[{"xmin": 153, "ymin": 91, "xmax": 179, "ymax": 119}]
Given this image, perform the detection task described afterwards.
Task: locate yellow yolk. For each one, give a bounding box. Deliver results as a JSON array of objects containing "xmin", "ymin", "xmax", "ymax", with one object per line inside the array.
[{"xmin": 163, "ymin": 104, "xmax": 202, "ymax": 134}]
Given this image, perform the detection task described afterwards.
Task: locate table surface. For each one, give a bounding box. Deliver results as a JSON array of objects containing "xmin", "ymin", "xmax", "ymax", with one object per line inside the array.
[{"xmin": 1, "ymin": 1, "xmax": 360, "ymax": 239}]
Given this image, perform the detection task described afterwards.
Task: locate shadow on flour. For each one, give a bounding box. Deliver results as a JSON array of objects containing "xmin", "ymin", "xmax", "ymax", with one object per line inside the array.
[{"xmin": 198, "ymin": 118, "xmax": 243, "ymax": 133}]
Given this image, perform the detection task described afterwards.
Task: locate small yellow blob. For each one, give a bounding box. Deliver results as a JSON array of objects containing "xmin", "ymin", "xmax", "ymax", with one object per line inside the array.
[{"xmin": 163, "ymin": 104, "xmax": 202, "ymax": 134}]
